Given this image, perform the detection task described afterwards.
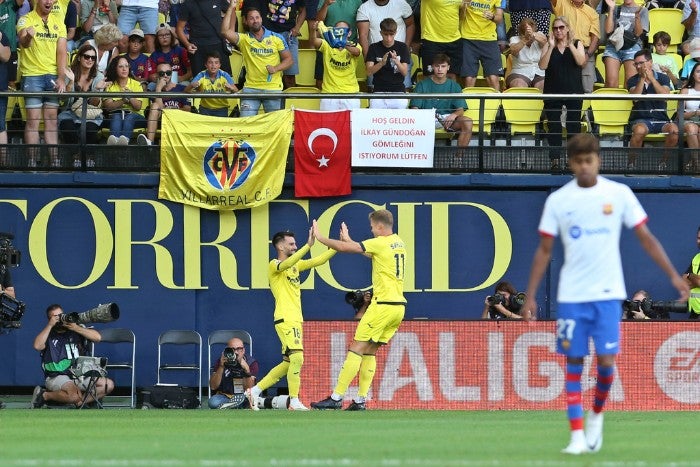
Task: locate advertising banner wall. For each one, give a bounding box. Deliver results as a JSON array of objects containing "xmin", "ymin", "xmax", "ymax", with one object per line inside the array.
[{"xmin": 302, "ymin": 321, "xmax": 700, "ymax": 411}]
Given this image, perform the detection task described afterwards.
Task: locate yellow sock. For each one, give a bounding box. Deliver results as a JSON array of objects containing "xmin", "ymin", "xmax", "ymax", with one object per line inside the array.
[
  {"xmin": 357, "ymin": 354, "xmax": 376, "ymax": 398},
  {"xmin": 333, "ymin": 351, "xmax": 362, "ymax": 396},
  {"xmin": 287, "ymin": 352, "xmax": 304, "ymax": 398},
  {"xmin": 257, "ymin": 360, "xmax": 290, "ymax": 391}
]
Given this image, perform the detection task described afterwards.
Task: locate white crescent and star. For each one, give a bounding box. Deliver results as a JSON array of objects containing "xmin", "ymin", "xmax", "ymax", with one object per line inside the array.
[{"xmin": 307, "ymin": 128, "xmax": 338, "ymax": 168}]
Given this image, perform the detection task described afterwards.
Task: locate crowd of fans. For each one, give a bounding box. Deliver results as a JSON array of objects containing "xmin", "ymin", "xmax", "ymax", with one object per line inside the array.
[{"xmin": 0, "ymin": 0, "xmax": 698, "ymax": 167}]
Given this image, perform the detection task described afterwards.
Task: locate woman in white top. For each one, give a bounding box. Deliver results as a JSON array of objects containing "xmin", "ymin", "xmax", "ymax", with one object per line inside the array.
[
  {"xmin": 87, "ymin": 23, "xmax": 122, "ymax": 75},
  {"xmin": 506, "ymin": 17, "xmax": 546, "ymax": 90},
  {"xmin": 680, "ymin": 61, "xmax": 700, "ymax": 172}
]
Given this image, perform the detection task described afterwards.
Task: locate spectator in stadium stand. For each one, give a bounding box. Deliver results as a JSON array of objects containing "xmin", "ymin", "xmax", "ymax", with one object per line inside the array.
[
  {"xmin": 0, "ymin": 0, "xmax": 21, "ymax": 92},
  {"xmin": 651, "ymin": 31, "xmax": 681, "ymax": 90},
  {"xmin": 356, "ymin": 0, "xmax": 415, "ymax": 91},
  {"xmin": 253, "ymin": 0, "xmax": 306, "ymax": 89},
  {"xmin": 683, "ymin": 0, "xmax": 700, "ymax": 56},
  {"xmin": 509, "ymin": 0, "xmax": 553, "ymax": 35},
  {"xmin": 506, "ymin": 17, "xmax": 546, "ymax": 90},
  {"xmin": 458, "ymin": 0, "xmax": 505, "ymax": 90},
  {"xmin": 684, "ymin": 225, "xmax": 700, "ymax": 319},
  {"xmin": 17, "ymin": 0, "xmax": 67, "ymax": 168},
  {"xmin": 58, "ymin": 43, "xmax": 107, "ymax": 166},
  {"xmin": 365, "ymin": 18, "xmax": 409, "ymax": 108},
  {"xmin": 679, "ymin": 61, "xmax": 700, "ymax": 173},
  {"xmin": 147, "ymin": 23, "xmax": 192, "ymax": 88},
  {"xmin": 626, "ymin": 49, "xmax": 678, "ymax": 171},
  {"xmin": 102, "ymin": 55, "xmax": 147, "ymax": 145},
  {"xmin": 601, "ymin": 0, "xmax": 649, "ymax": 89},
  {"xmin": 138, "ymin": 61, "xmax": 191, "ymax": 146},
  {"xmin": 80, "ymin": 0, "xmax": 119, "ymax": 43},
  {"xmin": 314, "ymin": 0, "xmax": 363, "ymax": 88},
  {"xmin": 523, "ymin": 133, "xmax": 688, "ymax": 455},
  {"xmin": 680, "ymin": 37, "xmax": 700, "ymax": 84},
  {"xmin": 116, "ymin": 0, "xmax": 158, "ymax": 53},
  {"xmin": 122, "ymin": 29, "xmax": 150, "ymax": 88},
  {"xmin": 539, "ymin": 16, "xmax": 585, "ymax": 173},
  {"xmin": 480, "ymin": 280, "xmax": 526, "ymax": 320},
  {"xmin": 418, "ymin": 0, "xmax": 462, "ymax": 79},
  {"xmin": 176, "ymin": 0, "xmax": 233, "ymax": 78},
  {"xmin": 309, "ymin": 20, "xmax": 362, "ymax": 110},
  {"xmin": 62, "ymin": 0, "xmax": 78, "ymax": 52},
  {"xmin": 409, "ymin": 53, "xmax": 473, "ymax": 148},
  {"xmin": 184, "ymin": 50, "xmax": 235, "ymax": 117},
  {"xmin": 86, "ymin": 23, "xmax": 122, "ymax": 75},
  {"xmin": 0, "ymin": 13, "xmax": 11, "ymax": 166},
  {"xmin": 220, "ymin": 3, "xmax": 293, "ymax": 116},
  {"xmin": 550, "ymin": 0, "xmax": 600, "ymax": 93}
]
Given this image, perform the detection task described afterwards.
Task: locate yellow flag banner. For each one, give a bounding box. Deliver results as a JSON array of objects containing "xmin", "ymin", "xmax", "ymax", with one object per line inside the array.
[{"xmin": 158, "ymin": 109, "xmax": 293, "ymax": 210}]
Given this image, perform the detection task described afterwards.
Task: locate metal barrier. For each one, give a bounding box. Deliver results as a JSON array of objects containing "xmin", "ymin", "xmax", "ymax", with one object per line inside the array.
[{"xmin": 0, "ymin": 90, "xmax": 697, "ymax": 176}]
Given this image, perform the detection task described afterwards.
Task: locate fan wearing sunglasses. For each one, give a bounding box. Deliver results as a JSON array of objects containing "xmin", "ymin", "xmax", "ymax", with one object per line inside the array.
[
  {"xmin": 137, "ymin": 62, "xmax": 191, "ymax": 146},
  {"xmin": 16, "ymin": 0, "xmax": 68, "ymax": 168},
  {"xmin": 58, "ymin": 44, "xmax": 108, "ymax": 166}
]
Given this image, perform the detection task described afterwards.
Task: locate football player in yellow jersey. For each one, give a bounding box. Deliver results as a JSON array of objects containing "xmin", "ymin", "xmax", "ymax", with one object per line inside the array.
[
  {"xmin": 311, "ymin": 209, "xmax": 407, "ymax": 411},
  {"xmin": 245, "ymin": 228, "xmax": 336, "ymax": 411}
]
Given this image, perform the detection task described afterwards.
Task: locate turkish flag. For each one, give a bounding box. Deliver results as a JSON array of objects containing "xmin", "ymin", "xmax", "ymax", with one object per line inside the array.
[{"xmin": 294, "ymin": 109, "xmax": 352, "ymax": 198}]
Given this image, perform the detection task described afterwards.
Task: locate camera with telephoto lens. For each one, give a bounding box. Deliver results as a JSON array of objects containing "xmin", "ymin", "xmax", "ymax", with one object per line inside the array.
[
  {"xmin": 59, "ymin": 303, "xmax": 120, "ymax": 325},
  {"xmin": 623, "ymin": 297, "xmax": 688, "ymax": 319},
  {"xmin": 345, "ymin": 289, "xmax": 373, "ymax": 311},
  {"xmin": 0, "ymin": 233, "xmax": 20, "ymax": 268},
  {"xmin": 223, "ymin": 347, "xmax": 241, "ymax": 368},
  {"xmin": 486, "ymin": 293, "xmax": 506, "ymax": 306},
  {"xmin": 623, "ymin": 298, "xmax": 653, "ymax": 315}
]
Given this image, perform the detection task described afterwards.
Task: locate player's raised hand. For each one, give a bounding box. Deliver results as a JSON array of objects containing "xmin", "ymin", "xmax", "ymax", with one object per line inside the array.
[
  {"xmin": 307, "ymin": 226, "xmax": 315, "ymax": 247},
  {"xmin": 312, "ymin": 219, "xmax": 323, "ymax": 240},
  {"xmin": 339, "ymin": 222, "xmax": 350, "ymax": 241}
]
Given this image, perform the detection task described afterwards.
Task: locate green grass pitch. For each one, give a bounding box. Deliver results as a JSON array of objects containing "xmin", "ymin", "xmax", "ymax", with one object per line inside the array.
[{"xmin": 1, "ymin": 410, "xmax": 698, "ymax": 466}]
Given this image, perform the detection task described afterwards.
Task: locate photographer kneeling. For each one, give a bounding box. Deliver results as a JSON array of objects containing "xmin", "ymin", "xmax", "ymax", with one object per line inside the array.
[
  {"xmin": 209, "ymin": 337, "xmax": 258, "ymax": 409},
  {"xmin": 31, "ymin": 304, "xmax": 114, "ymax": 408},
  {"xmin": 481, "ymin": 281, "xmax": 528, "ymax": 320}
]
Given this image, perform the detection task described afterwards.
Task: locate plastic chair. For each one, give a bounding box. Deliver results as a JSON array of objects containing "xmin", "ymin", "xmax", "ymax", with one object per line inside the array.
[
  {"xmin": 157, "ymin": 330, "xmax": 202, "ymax": 404},
  {"xmin": 296, "ymin": 48, "xmax": 317, "ymax": 87},
  {"xmin": 501, "ymin": 87, "xmax": 544, "ymax": 141},
  {"xmin": 462, "ymin": 87, "xmax": 501, "ymax": 137},
  {"xmin": 284, "ymin": 86, "xmax": 321, "ymax": 110},
  {"xmin": 589, "ymin": 88, "xmax": 632, "ymax": 140},
  {"xmin": 92, "ymin": 328, "xmax": 136, "ymax": 408},
  {"xmin": 206, "ymin": 329, "xmax": 253, "ymax": 398},
  {"xmin": 649, "ymin": 9, "xmax": 684, "ymax": 47}
]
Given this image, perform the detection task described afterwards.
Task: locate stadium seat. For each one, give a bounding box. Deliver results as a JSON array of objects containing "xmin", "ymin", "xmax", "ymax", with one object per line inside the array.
[
  {"xmin": 648, "ymin": 9, "xmax": 684, "ymax": 48},
  {"xmin": 92, "ymin": 328, "xmax": 136, "ymax": 408},
  {"xmin": 589, "ymin": 88, "xmax": 632, "ymax": 140},
  {"xmin": 296, "ymin": 48, "xmax": 317, "ymax": 87},
  {"xmin": 501, "ymin": 87, "xmax": 544, "ymax": 142},
  {"xmin": 284, "ymin": 86, "xmax": 321, "ymax": 110},
  {"xmin": 157, "ymin": 330, "xmax": 202, "ymax": 404},
  {"xmin": 229, "ymin": 50, "xmax": 244, "ymax": 85},
  {"xmin": 462, "ymin": 86, "xmax": 501, "ymax": 139},
  {"xmin": 207, "ymin": 329, "xmax": 253, "ymax": 399},
  {"xmin": 595, "ymin": 53, "xmax": 626, "ymax": 89}
]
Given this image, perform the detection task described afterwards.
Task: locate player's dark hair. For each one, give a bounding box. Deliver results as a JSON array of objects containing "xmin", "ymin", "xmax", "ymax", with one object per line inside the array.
[
  {"xmin": 272, "ymin": 231, "xmax": 294, "ymax": 247},
  {"xmin": 566, "ymin": 133, "xmax": 599, "ymax": 158}
]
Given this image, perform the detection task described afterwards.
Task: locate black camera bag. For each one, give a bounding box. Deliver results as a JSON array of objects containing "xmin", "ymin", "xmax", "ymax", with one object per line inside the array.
[{"xmin": 137, "ymin": 385, "xmax": 200, "ymax": 409}]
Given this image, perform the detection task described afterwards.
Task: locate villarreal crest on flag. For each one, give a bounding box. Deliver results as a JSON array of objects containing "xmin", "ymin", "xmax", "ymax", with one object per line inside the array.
[{"xmin": 158, "ymin": 109, "xmax": 293, "ymax": 210}]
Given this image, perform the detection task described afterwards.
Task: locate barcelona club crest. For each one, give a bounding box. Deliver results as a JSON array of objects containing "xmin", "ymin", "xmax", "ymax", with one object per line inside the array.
[{"xmin": 202, "ymin": 139, "xmax": 256, "ymax": 190}]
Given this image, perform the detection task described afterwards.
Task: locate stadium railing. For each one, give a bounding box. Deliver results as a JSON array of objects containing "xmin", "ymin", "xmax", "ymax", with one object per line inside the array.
[{"xmin": 0, "ymin": 90, "xmax": 697, "ymax": 177}]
